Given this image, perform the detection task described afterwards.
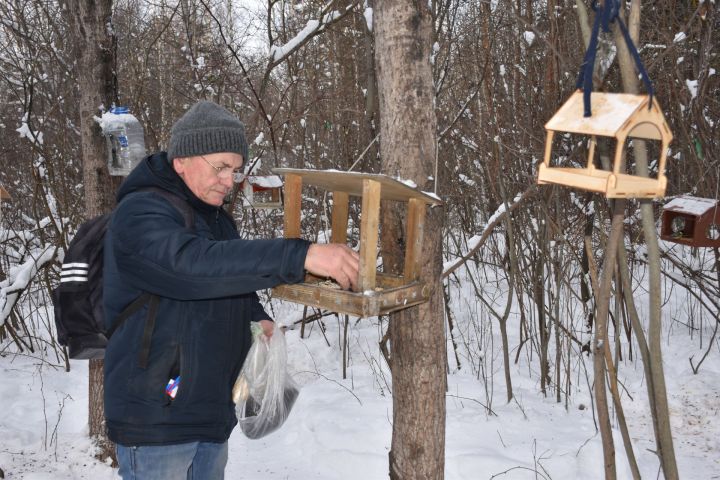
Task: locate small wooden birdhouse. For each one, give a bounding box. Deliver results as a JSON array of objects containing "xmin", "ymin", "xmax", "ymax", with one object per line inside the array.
[
  {"xmin": 239, "ymin": 175, "xmax": 283, "ymax": 209},
  {"xmin": 660, "ymin": 196, "xmax": 720, "ymax": 248},
  {"xmin": 271, "ymin": 168, "xmax": 442, "ymax": 317},
  {"xmin": 538, "ymin": 91, "xmax": 673, "ymax": 198},
  {"xmin": 0, "ymin": 185, "xmax": 11, "ymax": 225}
]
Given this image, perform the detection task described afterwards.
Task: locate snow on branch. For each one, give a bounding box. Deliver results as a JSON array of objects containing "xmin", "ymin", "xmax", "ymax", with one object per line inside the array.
[
  {"xmin": 442, "ymin": 187, "xmax": 534, "ymax": 279},
  {"xmin": 0, "ymin": 245, "xmax": 57, "ymax": 328},
  {"xmin": 268, "ymin": 2, "xmax": 358, "ymax": 65},
  {"xmin": 16, "ymin": 112, "xmax": 44, "ymax": 146}
]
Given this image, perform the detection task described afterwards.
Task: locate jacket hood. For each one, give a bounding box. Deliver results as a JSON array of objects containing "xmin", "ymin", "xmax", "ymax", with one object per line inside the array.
[{"xmin": 117, "ymin": 152, "xmax": 218, "ymax": 214}]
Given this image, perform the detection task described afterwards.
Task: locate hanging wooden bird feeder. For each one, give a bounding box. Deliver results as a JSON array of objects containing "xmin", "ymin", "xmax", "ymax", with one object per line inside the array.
[
  {"xmin": 239, "ymin": 174, "xmax": 283, "ymax": 209},
  {"xmin": 660, "ymin": 196, "xmax": 720, "ymax": 248},
  {"xmin": 271, "ymin": 168, "xmax": 442, "ymax": 317},
  {"xmin": 538, "ymin": 91, "xmax": 673, "ymax": 198}
]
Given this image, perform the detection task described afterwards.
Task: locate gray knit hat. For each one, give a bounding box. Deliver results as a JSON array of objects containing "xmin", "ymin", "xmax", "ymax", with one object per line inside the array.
[{"xmin": 167, "ymin": 101, "xmax": 248, "ymax": 161}]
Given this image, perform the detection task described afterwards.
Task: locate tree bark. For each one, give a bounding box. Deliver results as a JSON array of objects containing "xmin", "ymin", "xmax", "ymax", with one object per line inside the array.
[
  {"xmin": 66, "ymin": 0, "xmax": 117, "ymax": 464},
  {"xmin": 374, "ymin": 1, "xmax": 446, "ymax": 479}
]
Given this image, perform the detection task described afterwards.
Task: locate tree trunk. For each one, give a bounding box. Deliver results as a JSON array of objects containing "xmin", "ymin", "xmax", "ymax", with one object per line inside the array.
[
  {"xmin": 613, "ymin": 2, "xmax": 679, "ymax": 478},
  {"xmin": 374, "ymin": 1, "xmax": 446, "ymax": 479},
  {"xmin": 66, "ymin": 0, "xmax": 118, "ymax": 464},
  {"xmin": 593, "ymin": 202, "xmax": 628, "ymax": 480},
  {"xmin": 363, "ymin": 0, "xmax": 379, "ymax": 162}
]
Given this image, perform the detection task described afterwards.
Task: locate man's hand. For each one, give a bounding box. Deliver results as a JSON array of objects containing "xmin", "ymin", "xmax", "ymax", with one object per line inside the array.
[
  {"xmin": 304, "ymin": 243, "xmax": 360, "ymax": 291},
  {"xmin": 258, "ymin": 319, "xmax": 274, "ymax": 338}
]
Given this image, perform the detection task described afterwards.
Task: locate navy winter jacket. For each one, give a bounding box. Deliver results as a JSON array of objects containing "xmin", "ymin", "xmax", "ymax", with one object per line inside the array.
[{"xmin": 103, "ymin": 152, "xmax": 310, "ymax": 446}]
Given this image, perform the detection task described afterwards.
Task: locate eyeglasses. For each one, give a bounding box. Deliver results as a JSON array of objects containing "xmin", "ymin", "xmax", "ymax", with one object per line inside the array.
[{"xmin": 199, "ymin": 155, "xmax": 243, "ymax": 180}]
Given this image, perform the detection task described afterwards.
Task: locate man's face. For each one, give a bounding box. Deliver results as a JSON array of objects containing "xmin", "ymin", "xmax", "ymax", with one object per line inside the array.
[{"xmin": 173, "ymin": 152, "xmax": 243, "ymax": 206}]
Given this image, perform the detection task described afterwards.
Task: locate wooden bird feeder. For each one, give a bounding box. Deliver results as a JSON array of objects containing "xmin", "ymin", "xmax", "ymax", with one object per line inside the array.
[
  {"xmin": 239, "ymin": 175, "xmax": 283, "ymax": 209},
  {"xmin": 538, "ymin": 91, "xmax": 673, "ymax": 198},
  {"xmin": 271, "ymin": 168, "xmax": 442, "ymax": 317},
  {"xmin": 660, "ymin": 196, "xmax": 720, "ymax": 248}
]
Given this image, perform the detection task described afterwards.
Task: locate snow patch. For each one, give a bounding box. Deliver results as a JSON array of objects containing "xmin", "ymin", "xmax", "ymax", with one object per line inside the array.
[
  {"xmin": 523, "ymin": 31, "xmax": 535, "ymax": 46},
  {"xmin": 16, "ymin": 121, "xmax": 43, "ymax": 146},
  {"xmin": 363, "ymin": 7, "xmax": 373, "ymax": 31}
]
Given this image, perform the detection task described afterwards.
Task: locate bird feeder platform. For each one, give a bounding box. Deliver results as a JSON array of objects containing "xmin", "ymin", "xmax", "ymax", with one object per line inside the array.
[
  {"xmin": 271, "ymin": 168, "xmax": 442, "ymax": 317},
  {"xmin": 660, "ymin": 196, "xmax": 720, "ymax": 248},
  {"xmin": 538, "ymin": 91, "xmax": 673, "ymax": 198}
]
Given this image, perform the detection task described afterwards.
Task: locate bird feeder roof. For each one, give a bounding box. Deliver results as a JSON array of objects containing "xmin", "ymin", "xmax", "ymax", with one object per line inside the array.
[
  {"xmin": 545, "ymin": 91, "xmax": 669, "ymax": 140},
  {"xmin": 273, "ymin": 168, "xmax": 442, "ymax": 205},
  {"xmin": 664, "ymin": 196, "xmax": 719, "ymax": 217}
]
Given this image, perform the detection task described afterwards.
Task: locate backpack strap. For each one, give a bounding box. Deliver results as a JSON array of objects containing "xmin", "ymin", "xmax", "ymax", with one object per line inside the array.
[
  {"xmin": 140, "ymin": 186, "xmax": 195, "ymax": 229},
  {"xmin": 106, "ymin": 292, "xmax": 153, "ymax": 339},
  {"xmin": 107, "ymin": 188, "xmax": 195, "ymax": 367}
]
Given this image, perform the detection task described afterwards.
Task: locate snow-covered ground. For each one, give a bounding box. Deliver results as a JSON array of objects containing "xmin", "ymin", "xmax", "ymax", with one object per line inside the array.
[{"xmin": 1, "ymin": 269, "xmax": 719, "ymax": 479}]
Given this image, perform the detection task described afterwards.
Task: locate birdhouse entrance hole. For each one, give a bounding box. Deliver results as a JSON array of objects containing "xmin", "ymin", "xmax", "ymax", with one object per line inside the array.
[{"xmin": 271, "ymin": 168, "xmax": 442, "ymax": 317}]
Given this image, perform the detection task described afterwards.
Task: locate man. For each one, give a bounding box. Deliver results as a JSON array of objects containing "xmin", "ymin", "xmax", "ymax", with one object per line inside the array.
[{"xmin": 103, "ymin": 101, "xmax": 359, "ymax": 479}]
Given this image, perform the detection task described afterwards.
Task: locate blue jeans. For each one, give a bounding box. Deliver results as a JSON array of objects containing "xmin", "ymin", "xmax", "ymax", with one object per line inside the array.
[{"xmin": 116, "ymin": 441, "xmax": 228, "ymax": 480}]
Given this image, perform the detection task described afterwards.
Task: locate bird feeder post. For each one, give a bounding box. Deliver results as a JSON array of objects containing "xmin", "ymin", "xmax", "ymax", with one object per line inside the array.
[
  {"xmin": 542, "ymin": 130, "xmax": 555, "ymax": 170},
  {"xmin": 358, "ymin": 179, "xmax": 381, "ymax": 292},
  {"xmin": 403, "ymin": 198, "xmax": 426, "ymax": 281},
  {"xmin": 284, "ymin": 173, "xmax": 302, "ymax": 239},
  {"xmin": 330, "ymin": 191, "xmax": 349, "ymax": 244},
  {"xmin": 613, "ymin": 133, "xmax": 625, "ymax": 175},
  {"xmin": 271, "ymin": 187, "xmax": 281, "ymax": 205},
  {"xmin": 587, "ymin": 135, "xmax": 597, "ymax": 171}
]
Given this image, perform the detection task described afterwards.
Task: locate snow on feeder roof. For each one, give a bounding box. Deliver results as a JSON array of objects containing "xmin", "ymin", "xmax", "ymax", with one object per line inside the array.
[
  {"xmin": 663, "ymin": 196, "xmax": 718, "ymax": 216},
  {"xmin": 244, "ymin": 175, "xmax": 283, "ymax": 189}
]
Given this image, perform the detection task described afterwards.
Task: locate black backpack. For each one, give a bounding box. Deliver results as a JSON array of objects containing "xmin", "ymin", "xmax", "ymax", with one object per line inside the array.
[{"xmin": 52, "ymin": 188, "xmax": 193, "ymax": 360}]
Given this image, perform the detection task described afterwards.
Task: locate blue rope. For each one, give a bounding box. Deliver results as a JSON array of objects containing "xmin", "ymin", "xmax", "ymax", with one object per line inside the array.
[{"xmin": 574, "ymin": 0, "xmax": 655, "ymax": 117}]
